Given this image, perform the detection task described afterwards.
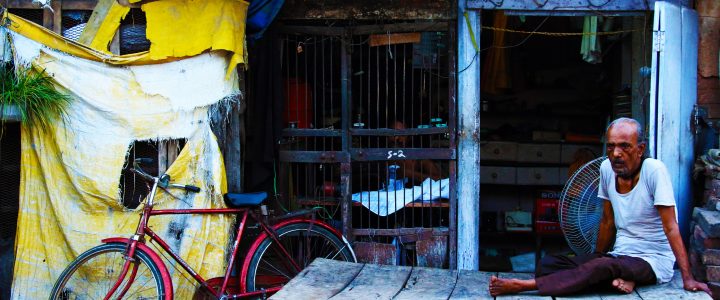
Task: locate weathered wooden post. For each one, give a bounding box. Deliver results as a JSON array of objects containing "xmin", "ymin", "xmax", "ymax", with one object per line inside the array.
[{"xmin": 456, "ymin": 0, "xmax": 480, "ymax": 271}]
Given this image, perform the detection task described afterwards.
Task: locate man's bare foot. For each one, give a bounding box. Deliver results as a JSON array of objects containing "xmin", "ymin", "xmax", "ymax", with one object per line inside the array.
[
  {"xmin": 489, "ymin": 275, "xmax": 536, "ymax": 296},
  {"xmin": 612, "ymin": 278, "xmax": 636, "ymax": 294}
]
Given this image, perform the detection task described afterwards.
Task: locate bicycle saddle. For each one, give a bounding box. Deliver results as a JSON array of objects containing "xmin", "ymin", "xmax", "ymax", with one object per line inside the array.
[{"xmin": 224, "ymin": 192, "xmax": 267, "ymax": 207}]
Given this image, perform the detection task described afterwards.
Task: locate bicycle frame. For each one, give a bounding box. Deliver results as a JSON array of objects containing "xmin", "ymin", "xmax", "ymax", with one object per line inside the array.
[{"xmin": 102, "ymin": 175, "xmax": 338, "ymax": 299}]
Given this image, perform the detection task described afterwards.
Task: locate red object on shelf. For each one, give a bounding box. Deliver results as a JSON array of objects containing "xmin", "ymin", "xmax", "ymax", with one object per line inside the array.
[
  {"xmin": 535, "ymin": 197, "xmax": 561, "ymax": 235},
  {"xmin": 284, "ymin": 78, "xmax": 313, "ymax": 129},
  {"xmin": 322, "ymin": 181, "xmax": 337, "ymax": 197}
]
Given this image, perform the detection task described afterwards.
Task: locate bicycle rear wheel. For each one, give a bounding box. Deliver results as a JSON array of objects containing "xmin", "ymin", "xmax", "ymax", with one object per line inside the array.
[
  {"xmin": 49, "ymin": 243, "xmax": 168, "ymax": 300},
  {"xmin": 245, "ymin": 222, "xmax": 355, "ymax": 292}
]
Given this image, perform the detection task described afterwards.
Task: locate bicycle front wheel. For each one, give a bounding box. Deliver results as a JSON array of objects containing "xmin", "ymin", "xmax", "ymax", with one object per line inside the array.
[
  {"xmin": 246, "ymin": 222, "xmax": 355, "ymax": 292},
  {"xmin": 49, "ymin": 243, "xmax": 168, "ymax": 300}
]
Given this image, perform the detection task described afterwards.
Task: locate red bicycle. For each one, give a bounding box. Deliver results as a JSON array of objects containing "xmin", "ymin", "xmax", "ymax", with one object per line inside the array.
[{"xmin": 49, "ymin": 158, "xmax": 356, "ymax": 299}]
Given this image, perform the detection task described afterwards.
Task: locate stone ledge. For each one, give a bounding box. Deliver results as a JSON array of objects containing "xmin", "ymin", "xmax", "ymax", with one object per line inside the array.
[
  {"xmin": 694, "ymin": 222, "xmax": 720, "ymax": 250},
  {"xmin": 704, "ymin": 249, "xmax": 720, "ymax": 265},
  {"xmin": 695, "ymin": 208, "xmax": 720, "ymax": 238}
]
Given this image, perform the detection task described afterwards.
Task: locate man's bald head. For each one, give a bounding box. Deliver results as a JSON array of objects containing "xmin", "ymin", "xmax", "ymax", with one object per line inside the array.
[{"xmin": 606, "ymin": 117, "xmax": 645, "ymax": 145}]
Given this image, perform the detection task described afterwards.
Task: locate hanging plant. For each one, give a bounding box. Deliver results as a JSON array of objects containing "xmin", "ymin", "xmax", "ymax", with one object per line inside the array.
[{"xmin": 0, "ymin": 63, "xmax": 72, "ymax": 131}]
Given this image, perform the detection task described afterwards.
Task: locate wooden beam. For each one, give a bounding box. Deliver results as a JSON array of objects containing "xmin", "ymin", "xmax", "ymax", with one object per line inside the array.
[
  {"xmin": 209, "ymin": 91, "xmax": 243, "ymax": 193},
  {"xmin": 456, "ymin": 1, "xmax": 480, "ymax": 271},
  {"xmin": 278, "ymin": 25, "xmax": 345, "ymax": 36},
  {"xmin": 353, "ymin": 22, "xmax": 449, "ymax": 35},
  {"xmin": 278, "ymin": 0, "xmax": 455, "ymax": 20},
  {"xmin": 52, "ymin": 0, "xmax": 62, "ymax": 34},
  {"xmin": 77, "ymin": 0, "xmax": 119, "ymax": 46},
  {"xmin": 447, "ymin": 21, "xmax": 458, "ymax": 271},
  {"xmin": 225, "ymin": 96, "xmax": 243, "ymax": 193},
  {"xmin": 4, "ymin": 0, "xmax": 96, "ymax": 10},
  {"xmin": 369, "ymin": 32, "xmax": 421, "ymax": 47},
  {"xmin": 43, "ymin": 8, "xmax": 53, "ymax": 30},
  {"xmin": 466, "ymin": 0, "xmax": 691, "ymax": 11},
  {"xmin": 352, "ymin": 227, "xmax": 449, "ymax": 236},
  {"xmin": 4, "ymin": 0, "xmax": 40, "ymax": 9},
  {"xmin": 62, "ymin": 0, "xmax": 98, "ymax": 10},
  {"xmin": 158, "ymin": 141, "xmax": 169, "ymax": 175}
]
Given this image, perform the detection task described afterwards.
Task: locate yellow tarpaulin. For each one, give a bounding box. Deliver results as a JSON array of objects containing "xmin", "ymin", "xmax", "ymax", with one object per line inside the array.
[
  {"xmin": 2, "ymin": 0, "xmax": 247, "ymax": 73},
  {"xmin": 5, "ymin": 18, "xmax": 240, "ymax": 299},
  {"xmin": 140, "ymin": 0, "xmax": 249, "ymax": 73}
]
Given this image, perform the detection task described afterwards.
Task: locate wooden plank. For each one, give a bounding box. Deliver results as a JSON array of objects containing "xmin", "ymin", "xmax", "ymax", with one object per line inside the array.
[
  {"xmin": 598, "ymin": 292, "xmax": 642, "ymax": 300},
  {"xmin": 555, "ymin": 294, "xmax": 603, "ymax": 300},
  {"xmin": 556, "ymin": 290, "xmax": 642, "ymax": 300},
  {"xmin": 282, "ymin": 128, "xmax": 343, "ymax": 137},
  {"xmin": 352, "ymin": 227, "xmax": 449, "ymax": 237},
  {"xmin": 369, "ymin": 33, "xmax": 421, "ymax": 47},
  {"xmin": 415, "ymin": 235, "xmax": 448, "ymax": 268},
  {"xmin": 350, "ymin": 127, "xmax": 450, "ymax": 136},
  {"xmin": 279, "ymin": 25, "xmax": 346, "ymax": 36},
  {"xmin": 393, "ymin": 267, "xmax": 458, "ymax": 300},
  {"xmin": 449, "ymin": 270, "xmax": 494, "ymax": 299},
  {"xmin": 635, "ymin": 271, "xmax": 712, "ymax": 300},
  {"xmin": 352, "ymin": 242, "xmax": 397, "ymax": 266},
  {"xmin": 353, "ymin": 22, "xmax": 449, "ymax": 35},
  {"xmin": 330, "ymin": 263, "xmax": 412, "ymax": 300},
  {"xmin": 496, "ymin": 272, "xmax": 551, "ymax": 300},
  {"xmin": 279, "ymin": 150, "xmax": 350, "ymax": 163},
  {"xmin": 350, "ymin": 148, "xmax": 455, "ymax": 161},
  {"xmin": 269, "ymin": 258, "xmax": 363, "ymax": 300}
]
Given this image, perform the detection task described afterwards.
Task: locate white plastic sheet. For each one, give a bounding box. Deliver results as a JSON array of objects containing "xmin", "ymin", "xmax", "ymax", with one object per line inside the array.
[{"xmin": 351, "ymin": 178, "xmax": 450, "ymax": 216}]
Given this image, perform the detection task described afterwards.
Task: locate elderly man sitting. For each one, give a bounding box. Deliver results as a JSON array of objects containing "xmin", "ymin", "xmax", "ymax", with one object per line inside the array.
[{"xmin": 489, "ymin": 117, "xmax": 711, "ymax": 297}]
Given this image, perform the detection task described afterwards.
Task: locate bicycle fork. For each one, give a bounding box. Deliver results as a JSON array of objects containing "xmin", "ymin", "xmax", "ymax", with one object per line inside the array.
[
  {"xmin": 103, "ymin": 236, "xmax": 142, "ymax": 300},
  {"xmin": 105, "ymin": 183, "xmax": 156, "ymax": 300}
]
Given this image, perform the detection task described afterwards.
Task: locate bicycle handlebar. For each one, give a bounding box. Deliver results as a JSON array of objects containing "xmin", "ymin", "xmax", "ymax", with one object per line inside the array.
[
  {"xmin": 130, "ymin": 158, "xmax": 201, "ymax": 193},
  {"xmin": 169, "ymin": 183, "xmax": 201, "ymax": 193}
]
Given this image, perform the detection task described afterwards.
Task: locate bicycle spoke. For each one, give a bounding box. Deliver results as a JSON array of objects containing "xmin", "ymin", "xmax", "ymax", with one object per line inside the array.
[
  {"xmin": 123, "ymin": 264, "xmax": 156, "ymax": 298},
  {"xmin": 325, "ymin": 243, "xmax": 347, "ymax": 260},
  {"xmin": 259, "ymin": 257, "xmax": 292, "ymax": 279}
]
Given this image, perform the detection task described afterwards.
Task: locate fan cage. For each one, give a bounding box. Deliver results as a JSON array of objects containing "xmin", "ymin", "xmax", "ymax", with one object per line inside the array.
[{"xmin": 559, "ymin": 156, "xmax": 606, "ymax": 255}]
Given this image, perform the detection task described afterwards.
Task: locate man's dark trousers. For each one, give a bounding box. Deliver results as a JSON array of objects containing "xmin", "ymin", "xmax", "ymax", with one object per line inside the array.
[{"xmin": 534, "ymin": 253, "xmax": 657, "ymax": 295}]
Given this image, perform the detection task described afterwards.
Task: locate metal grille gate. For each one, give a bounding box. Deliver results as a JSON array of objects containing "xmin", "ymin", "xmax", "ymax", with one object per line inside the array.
[{"xmin": 277, "ymin": 22, "xmax": 457, "ymax": 267}]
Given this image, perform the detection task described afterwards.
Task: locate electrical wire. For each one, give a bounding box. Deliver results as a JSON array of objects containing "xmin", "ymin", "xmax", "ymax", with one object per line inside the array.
[
  {"xmin": 273, "ymin": 160, "xmax": 289, "ymax": 213},
  {"xmin": 484, "ymin": 16, "xmax": 550, "ymax": 50},
  {"xmin": 480, "ymin": 26, "xmax": 638, "ymax": 37}
]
